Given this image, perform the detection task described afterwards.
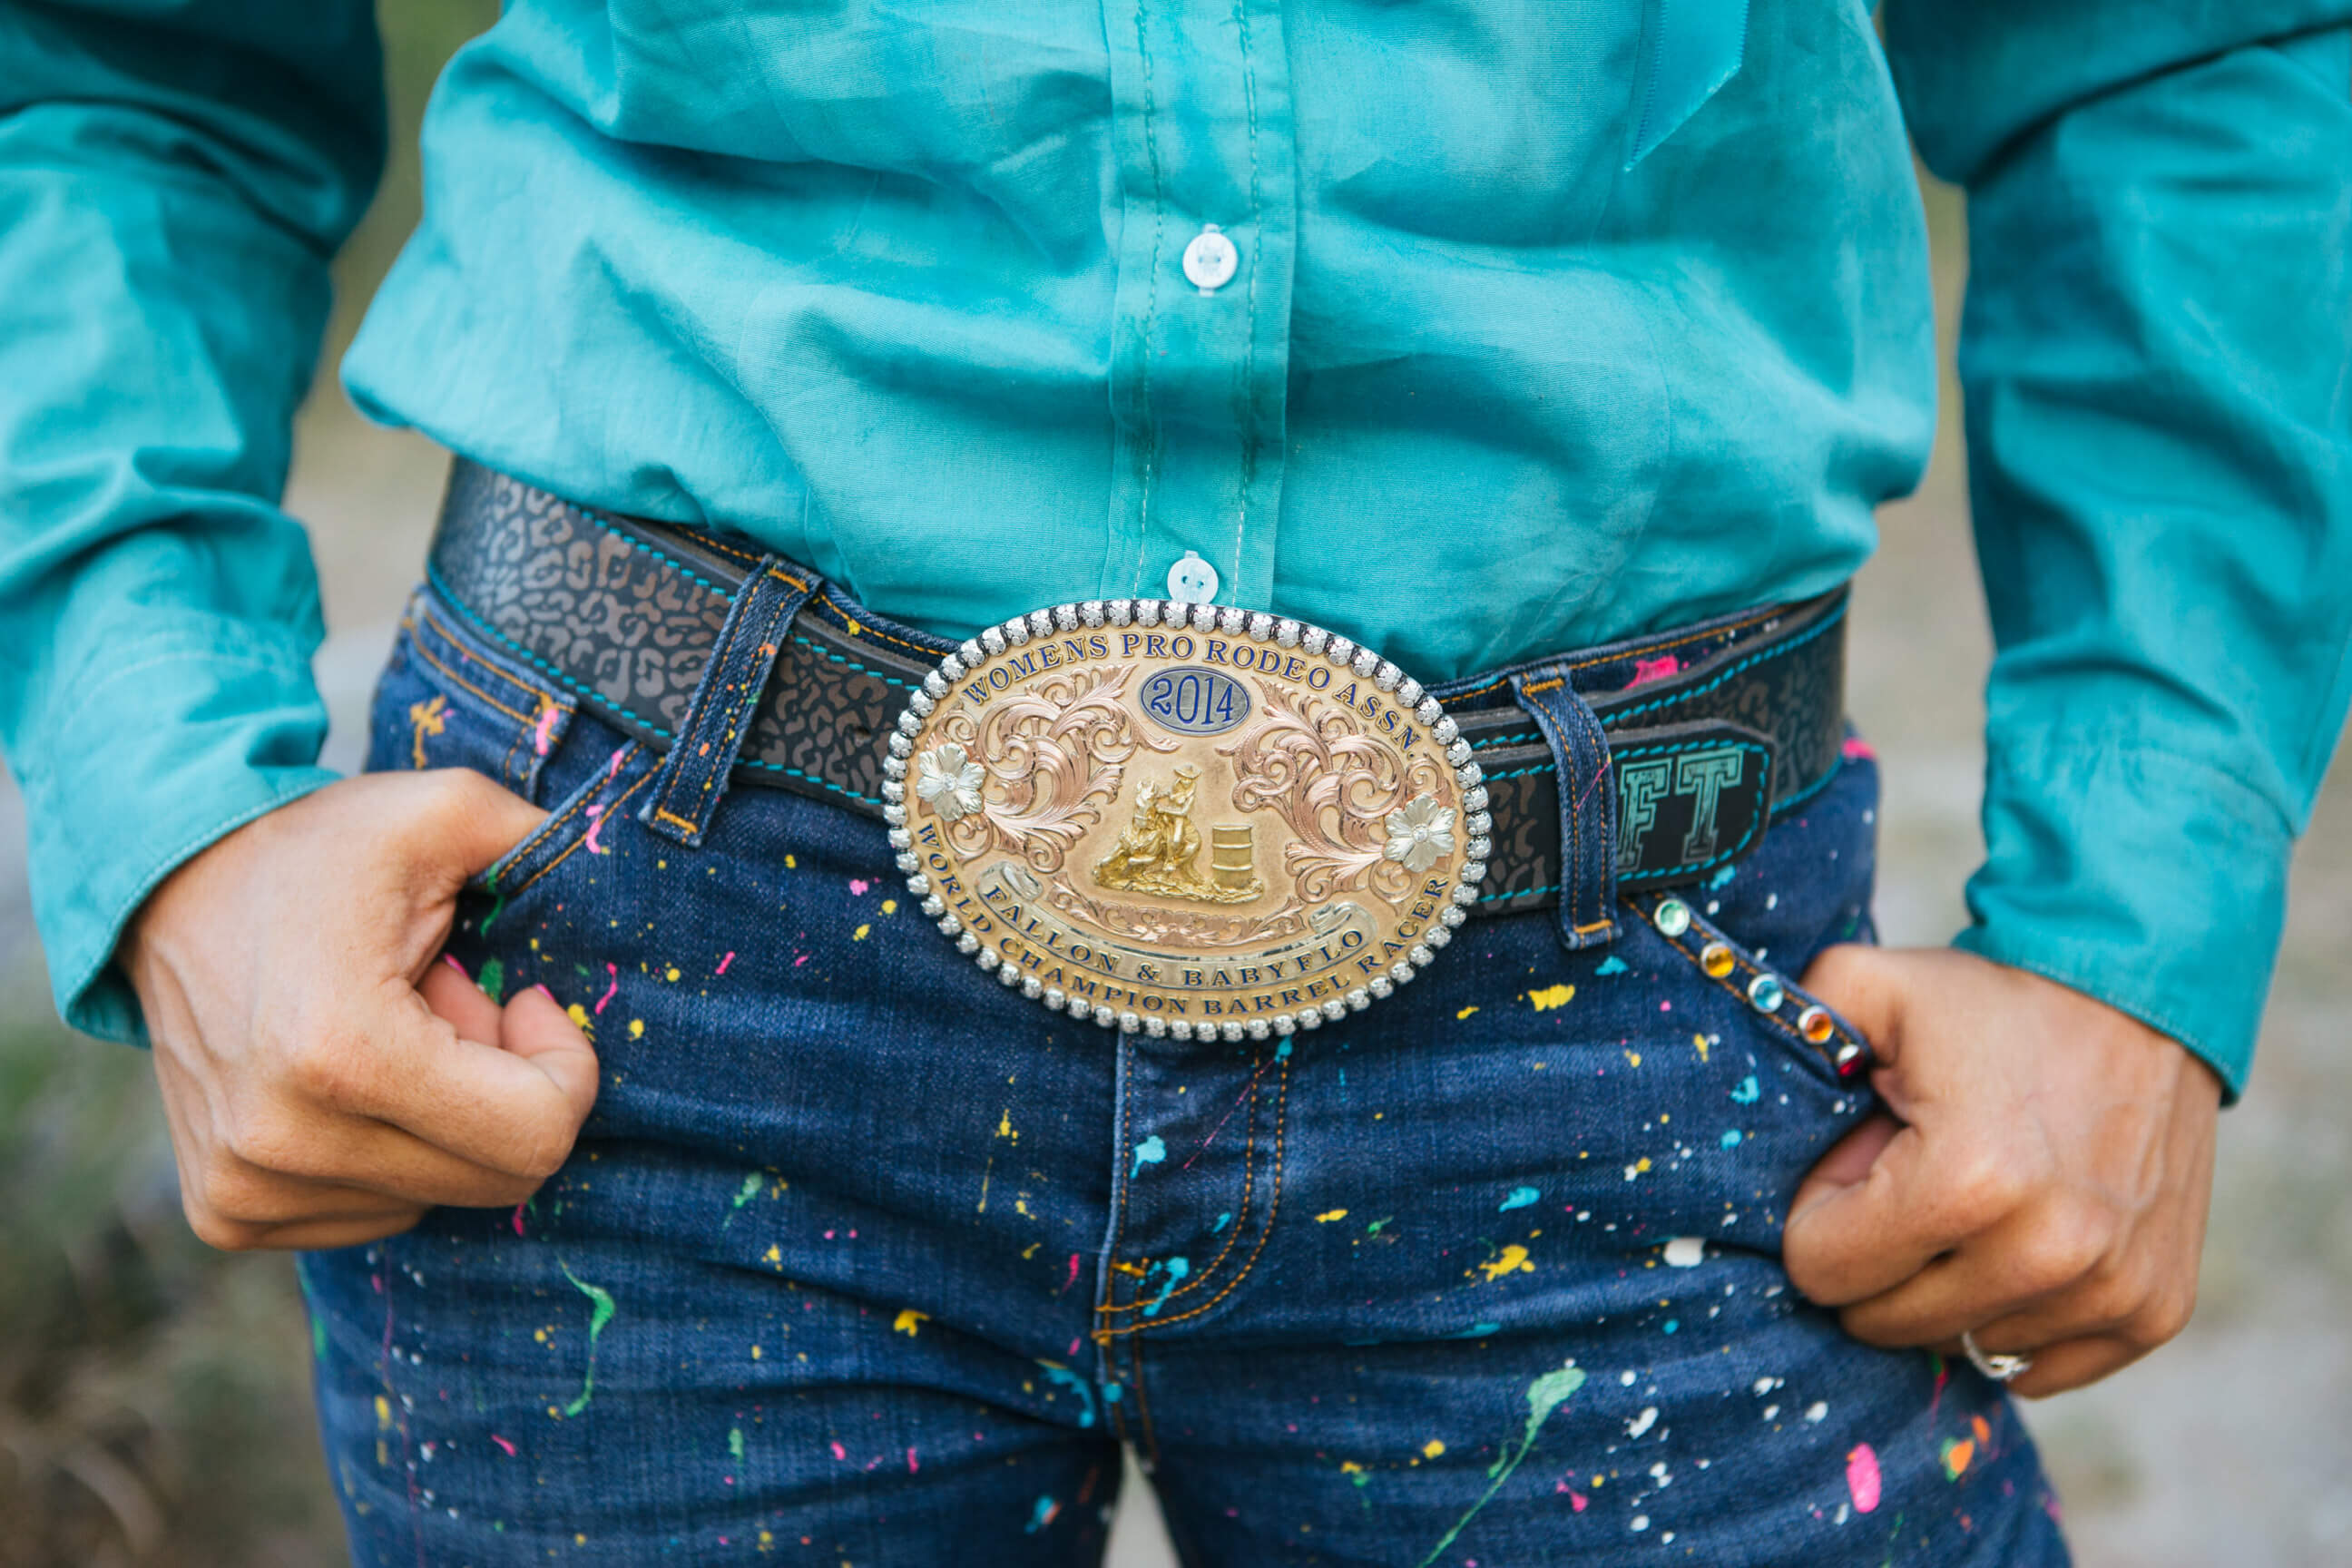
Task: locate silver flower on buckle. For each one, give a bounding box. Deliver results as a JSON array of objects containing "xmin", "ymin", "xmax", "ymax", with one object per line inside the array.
[
  {"xmin": 913, "ymin": 741, "xmax": 985, "ymax": 821},
  {"xmin": 1383, "ymin": 792, "xmax": 1457, "ymax": 873}
]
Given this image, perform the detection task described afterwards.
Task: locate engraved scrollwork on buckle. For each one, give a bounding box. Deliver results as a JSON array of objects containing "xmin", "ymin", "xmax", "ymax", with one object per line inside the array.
[{"xmin": 884, "ymin": 600, "xmax": 1483, "ymax": 1036}]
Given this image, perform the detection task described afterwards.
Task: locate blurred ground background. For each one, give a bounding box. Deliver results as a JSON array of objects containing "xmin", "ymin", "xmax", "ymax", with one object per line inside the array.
[{"xmin": 2, "ymin": 5, "xmax": 2346, "ymax": 1563}]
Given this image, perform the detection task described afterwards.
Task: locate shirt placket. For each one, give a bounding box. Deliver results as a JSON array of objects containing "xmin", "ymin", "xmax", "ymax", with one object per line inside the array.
[{"xmin": 1099, "ymin": 0, "xmax": 1297, "ymax": 612}]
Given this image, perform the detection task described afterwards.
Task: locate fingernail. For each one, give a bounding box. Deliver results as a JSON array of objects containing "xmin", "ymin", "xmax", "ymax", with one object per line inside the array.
[
  {"xmin": 534, "ymin": 984, "xmax": 555, "ymax": 1003},
  {"xmin": 444, "ymin": 954, "xmax": 467, "ymax": 976}
]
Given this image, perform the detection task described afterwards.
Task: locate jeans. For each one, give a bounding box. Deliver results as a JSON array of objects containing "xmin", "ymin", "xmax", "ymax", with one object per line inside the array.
[{"xmin": 299, "ymin": 587, "xmax": 2069, "ymax": 1565}]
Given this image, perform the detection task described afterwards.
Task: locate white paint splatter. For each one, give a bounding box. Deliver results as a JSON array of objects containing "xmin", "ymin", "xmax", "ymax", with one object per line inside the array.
[
  {"xmin": 1662, "ymin": 1236, "xmax": 1706, "ymax": 1268},
  {"xmin": 1627, "ymin": 1406, "xmax": 1659, "ymax": 1438},
  {"xmin": 1805, "ymin": 1401, "xmax": 1828, "ymax": 1423}
]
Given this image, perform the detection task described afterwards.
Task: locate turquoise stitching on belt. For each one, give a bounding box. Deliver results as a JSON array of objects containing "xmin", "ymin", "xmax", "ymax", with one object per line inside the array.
[
  {"xmin": 790, "ymin": 633, "xmax": 911, "ymax": 690},
  {"xmin": 1605, "ymin": 602, "xmax": 1846, "ymax": 725}
]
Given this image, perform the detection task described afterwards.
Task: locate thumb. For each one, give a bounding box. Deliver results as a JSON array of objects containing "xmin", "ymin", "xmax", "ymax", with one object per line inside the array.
[
  {"xmin": 1798, "ymin": 943, "xmax": 1906, "ymax": 1067},
  {"xmin": 408, "ymin": 769, "xmax": 552, "ymax": 883},
  {"xmin": 1782, "ymin": 1116, "xmax": 1945, "ymax": 1304}
]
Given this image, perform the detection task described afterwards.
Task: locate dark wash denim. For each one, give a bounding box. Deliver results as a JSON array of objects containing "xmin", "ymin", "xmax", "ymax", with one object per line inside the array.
[{"xmin": 299, "ymin": 590, "xmax": 2070, "ymax": 1566}]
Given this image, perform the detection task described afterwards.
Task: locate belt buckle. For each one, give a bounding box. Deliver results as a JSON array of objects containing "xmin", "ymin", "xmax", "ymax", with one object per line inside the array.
[{"xmin": 883, "ymin": 600, "xmax": 1490, "ymax": 1038}]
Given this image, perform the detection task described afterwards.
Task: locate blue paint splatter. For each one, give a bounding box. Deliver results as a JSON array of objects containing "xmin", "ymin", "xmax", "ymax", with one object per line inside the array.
[
  {"xmin": 1594, "ymin": 955, "xmax": 1631, "ymax": 976},
  {"xmin": 1707, "ymin": 864, "xmax": 1739, "ymax": 890},
  {"xmin": 1662, "ymin": 1319, "xmax": 1680, "ymax": 1334},
  {"xmin": 1497, "ymin": 1186, "xmax": 1540, "ymax": 1212},
  {"xmin": 1447, "ymin": 1321, "xmax": 1503, "ymax": 1338},
  {"xmin": 1131, "ymin": 1134, "xmax": 1166, "ymax": 1176},
  {"xmin": 1103, "ymin": 1382, "xmax": 1124, "ymax": 1405},
  {"xmin": 1212, "ymin": 1210, "xmax": 1233, "ymax": 1233},
  {"xmin": 1036, "ymin": 1363, "xmax": 1097, "ymax": 1428},
  {"xmin": 1276, "ymin": 1039, "xmax": 1293, "ymax": 1061},
  {"xmin": 1730, "ymin": 1074, "xmax": 1760, "ymax": 1104},
  {"xmin": 1025, "ymin": 1494, "xmax": 1060, "ymax": 1534},
  {"xmin": 1142, "ymin": 1256, "xmax": 1191, "ymax": 1317},
  {"xmin": 1720, "ymin": 1129, "xmax": 1744, "ymax": 1149}
]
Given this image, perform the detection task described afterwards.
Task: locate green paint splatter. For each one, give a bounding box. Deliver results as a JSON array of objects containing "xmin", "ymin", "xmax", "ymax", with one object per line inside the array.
[
  {"xmin": 557, "ymin": 1260, "xmax": 616, "ymax": 1416},
  {"xmin": 1418, "ymin": 1362, "xmax": 1586, "ymax": 1566},
  {"xmin": 721, "ymin": 1171, "xmax": 762, "ymax": 1228},
  {"xmin": 312, "ymin": 1311, "xmax": 327, "ymax": 1360},
  {"xmin": 480, "ymin": 893, "xmax": 508, "ymax": 934},
  {"xmin": 477, "ymin": 957, "xmax": 505, "ymax": 1002},
  {"xmin": 729, "ymin": 1426, "xmax": 745, "ymax": 1462}
]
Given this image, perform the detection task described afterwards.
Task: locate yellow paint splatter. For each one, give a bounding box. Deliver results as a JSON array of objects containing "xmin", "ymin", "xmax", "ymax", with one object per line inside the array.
[
  {"xmin": 407, "ymin": 695, "xmax": 447, "ymax": 769},
  {"xmin": 882, "ymin": 899, "xmax": 897, "ymax": 915},
  {"xmin": 1315, "ymin": 1209, "xmax": 1350, "ymax": 1223},
  {"xmin": 1625, "ymin": 1050, "xmax": 1642, "ymax": 1067},
  {"xmin": 893, "ymin": 1309, "xmax": 929, "ymax": 1337},
  {"xmin": 853, "ymin": 924, "xmax": 871, "ymax": 940},
  {"xmin": 763, "ymin": 1244, "xmax": 783, "ymax": 1268},
  {"xmin": 374, "ymin": 1395, "xmax": 392, "ymax": 1430},
  {"xmin": 629, "ymin": 1019, "xmax": 645, "ymax": 1040},
  {"xmin": 1692, "ymin": 1033, "xmax": 1710, "ymax": 1063},
  {"xmin": 1422, "ymin": 1439, "xmax": 1446, "ymax": 1459},
  {"xmin": 997, "ymin": 1109, "xmax": 1016, "ymax": 1142},
  {"xmin": 566, "ymin": 1003, "xmax": 593, "ymax": 1034},
  {"xmin": 784, "ymin": 854, "xmax": 797, "ymax": 868},
  {"xmin": 1340, "ymin": 1461, "xmax": 1365, "ymax": 1475},
  {"xmin": 1455, "ymin": 1005, "xmax": 1480, "ymax": 1020},
  {"xmin": 665, "ymin": 965, "xmax": 681, "ymax": 982},
  {"xmin": 1479, "ymin": 1244, "xmax": 1534, "ymax": 1280},
  {"xmin": 1527, "ymin": 984, "xmax": 1575, "ymax": 1011},
  {"xmin": 750, "ymin": 1345, "xmax": 762, "ymax": 1359}
]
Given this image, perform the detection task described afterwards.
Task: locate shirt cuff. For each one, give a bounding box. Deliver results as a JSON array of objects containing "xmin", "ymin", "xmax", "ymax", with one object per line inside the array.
[
  {"xmin": 1954, "ymin": 730, "xmax": 2292, "ymax": 1102},
  {"xmin": 24, "ymin": 615, "xmax": 335, "ymax": 1045}
]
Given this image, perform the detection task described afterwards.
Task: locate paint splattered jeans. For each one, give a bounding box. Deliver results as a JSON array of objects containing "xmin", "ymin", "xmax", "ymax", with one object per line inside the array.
[{"xmin": 299, "ymin": 592, "xmax": 2070, "ymax": 1566}]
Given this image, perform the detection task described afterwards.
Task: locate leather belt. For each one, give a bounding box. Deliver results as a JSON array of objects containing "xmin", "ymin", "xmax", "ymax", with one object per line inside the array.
[{"xmin": 425, "ymin": 460, "xmax": 1847, "ymax": 914}]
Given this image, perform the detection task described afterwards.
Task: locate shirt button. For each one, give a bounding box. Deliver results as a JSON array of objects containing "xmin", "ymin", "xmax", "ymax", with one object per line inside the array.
[
  {"xmin": 1166, "ymin": 550, "xmax": 1220, "ymax": 603},
  {"xmin": 1182, "ymin": 224, "xmax": 1239, "ymax": 293}
]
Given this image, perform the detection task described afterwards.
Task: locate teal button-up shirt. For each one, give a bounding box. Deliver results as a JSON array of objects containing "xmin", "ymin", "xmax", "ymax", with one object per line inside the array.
[{"xmin": 3, "ymin": 2, "xmax": 2347, "ymax": 1093}]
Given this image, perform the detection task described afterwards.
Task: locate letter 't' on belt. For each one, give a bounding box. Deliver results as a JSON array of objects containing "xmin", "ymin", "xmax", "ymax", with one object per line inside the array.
[{"xmin": 885, "ymin": 601, "xmax": 1484, "ymax": 1040}]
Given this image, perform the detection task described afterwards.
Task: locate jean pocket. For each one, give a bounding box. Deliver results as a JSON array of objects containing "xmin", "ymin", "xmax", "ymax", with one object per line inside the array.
[
  {"xmin": 1625, "ymin": 887, "xmax": 1873, "ymax": 1094},
  {"xmin": 365, "ymin": 592, "xmax": 577, "ymax": 799},
  {"xmin": 1627, "ymin": 0, "xmax": 1750, "ymax": 167},
  {"xmin": 468, "ymin": 733, "xmax": 661, "ymax": 901}
]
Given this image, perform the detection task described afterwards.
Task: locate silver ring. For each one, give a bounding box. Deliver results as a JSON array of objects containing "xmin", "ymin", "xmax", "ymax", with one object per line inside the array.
[{"xmin": 1961, "ymin": 1329, "xmax": 2034, "ymax": 1383}]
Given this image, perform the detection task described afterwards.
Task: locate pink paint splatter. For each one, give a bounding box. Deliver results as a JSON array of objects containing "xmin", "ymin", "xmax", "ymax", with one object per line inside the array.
[
  {"xmin": 511, "ymin": 1204, "xmax": 527, "ymax": 1237},
  {"xmin": 1846, "ymin": 1443, "xmax": 1883, "ymax": 1514},
  {"xmin": 583, "ymin": 803, "xmax": 611, "ymax": 855},
  {"xmin": 1629, "ymin": 654, "xmax": 1681, "ymax": 688},
  {"xmin": 593, "ymin": 963, "xmax": 619, "ymax": 1015},
  {"xmin": 605, "ymin": 746, "xmax": 629, "ymax": 779},
  {"xmin": 848, "ymin": 878, "xmax": 870, "ymax": 896},
  {"xmin": 490, "ymin": 1434, "xmax": 517, "ymax": 1457},
  {"xmin": 1061, "ymin": 1253, "xmax": 1082, "ymax": 1295},
  {"xmin": 533, "ymin": 705, "xmax": 561, "ymax": 757},
  {"xmin": 906, "ymin": 1447, "xmax": 919, "ymax": 1474},
  {"xmin": 794, "ymin": 953, "xmax": 811, "ymax": 967},
  {"xmin": 1841, "ymin": 735, "xmax": 1878, "ymax": 761},
  {"xmin": 716, "ymin": 950, "xmax": 736, "ymax": 975},
  {"xmin": 830, "ymin": 1440, "xmax": 847, "ymax": 1461}
]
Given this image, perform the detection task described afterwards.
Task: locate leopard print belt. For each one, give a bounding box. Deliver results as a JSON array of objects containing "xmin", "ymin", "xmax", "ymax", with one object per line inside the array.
[{"xmin": 425, "ymin": 459, "xmax": 1847, "ymax": 915}]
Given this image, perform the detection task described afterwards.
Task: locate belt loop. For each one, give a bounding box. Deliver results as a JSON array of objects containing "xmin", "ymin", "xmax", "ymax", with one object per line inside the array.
[
  {"xmin": 638, "ymin": 557, "xmax": 818, "ymax": 847},
  {"xmin": 1506, "ymin": 667, "xmax": 1620, "ymax": 950}
]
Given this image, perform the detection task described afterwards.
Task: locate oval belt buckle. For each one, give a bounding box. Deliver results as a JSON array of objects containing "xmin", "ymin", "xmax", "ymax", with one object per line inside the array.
[{"xmin": 879, "ymin": 600, "xmax": 1490, "ymax": 1038}]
